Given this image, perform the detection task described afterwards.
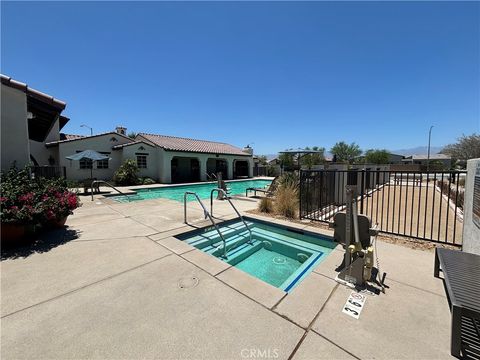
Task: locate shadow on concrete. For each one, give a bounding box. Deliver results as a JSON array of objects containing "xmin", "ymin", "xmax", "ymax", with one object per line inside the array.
[
  {"xmin": 1, "ymin": 227, "xmax": 79, "ymax": 260},
  {"xmin": 230, "ymin": 196, "xmax": 259, "ymax": 203}
]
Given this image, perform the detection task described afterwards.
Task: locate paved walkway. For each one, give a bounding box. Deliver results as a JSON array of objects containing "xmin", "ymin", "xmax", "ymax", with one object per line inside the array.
[{"xmin": 1, "ymin": 193, "xmax": 454, "ymax": 359}]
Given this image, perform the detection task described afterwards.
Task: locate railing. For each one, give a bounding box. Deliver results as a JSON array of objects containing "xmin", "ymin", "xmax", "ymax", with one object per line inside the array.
[
  {"xmin": 31, "ymin": 166, "xmax": 66, "ymax": 179},
  {"xmin": 300, "ymin": 169, "xmax": 466, "ymax": 245},
  {"xmin": 210, "ymin": 188, "xmax": 253, "ymax": 246},
  {"xmin": 90, "ymin": 180, "xmax": 134, "ymax": 202},
  {"xmin": 184, "ymin": 191, "xmax": 227, "ymax": 259}
]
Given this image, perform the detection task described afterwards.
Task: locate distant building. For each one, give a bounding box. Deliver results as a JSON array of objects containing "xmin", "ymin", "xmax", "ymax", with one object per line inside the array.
[
  {"xmin": 387, "ymin": 153, "xmax": 404, "ymax": 164},
  {"xmin": 268, "ymin": 157, "xmax": 281, "ymax": 165},
  {"xmin": 402, "ymin": 154, "xmax": 451, "ymax": 168}
]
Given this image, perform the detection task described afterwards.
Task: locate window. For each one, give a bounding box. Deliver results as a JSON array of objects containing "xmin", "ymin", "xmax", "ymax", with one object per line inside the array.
[
  {"xmin": 137, "ymin": 155, "xmax": 147, "ymax": 169},
  {"xmin": 97, "ymin": 159, "xmax": 109, "ymax": 169},
  {"xmin": 80, "ymin": 159, "xmax": 92, "ymax": 169},
  {"xmin": 96, "ymin": 152, "xmax": 110, "ymax": 169}
]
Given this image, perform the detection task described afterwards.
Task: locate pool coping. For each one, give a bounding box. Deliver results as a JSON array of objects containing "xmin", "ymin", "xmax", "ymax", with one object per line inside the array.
[
  {"xmin": 100, "ymin": 177, "xmax": 275, "ymax": 201},
  {"xmin": 150, "ymin": 212, "xmax": 340, "ymax": 312}
]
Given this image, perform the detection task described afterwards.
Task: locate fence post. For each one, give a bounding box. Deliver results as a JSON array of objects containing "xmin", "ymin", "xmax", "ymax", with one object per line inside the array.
[
  {"xmin": 360, "ymin": 170, "xmax": 365, "ymax": 214},
  {"xmin": 299, "ymin": 170, "xmax": 303, "ymax": 219}
]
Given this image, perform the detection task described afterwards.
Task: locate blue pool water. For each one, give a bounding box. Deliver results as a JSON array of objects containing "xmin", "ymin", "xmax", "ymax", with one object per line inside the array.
[
  {"xmin": 113, "ymin": 179, "xmax": 272, "ymax": 202},
  {"xmin": 176, "ymin": 218, "xmax": 335, "ymax": 292}
]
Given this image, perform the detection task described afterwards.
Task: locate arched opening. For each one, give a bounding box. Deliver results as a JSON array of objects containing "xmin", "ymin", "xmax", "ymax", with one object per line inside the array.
[
  {"xmin": 207, "ymin": 158, "xmax": 228, "ymax": 180},
  {"xmin": 171, "ymin": 157, "xmax": 200, "ymax": 183},
  {"xmin": 234, "ymin": 160, "xmax": 249, "ymax": 178}
]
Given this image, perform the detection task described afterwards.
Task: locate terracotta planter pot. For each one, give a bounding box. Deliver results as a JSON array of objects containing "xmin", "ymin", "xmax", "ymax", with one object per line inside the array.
[
  {"xmin": 1, "ymin": 223, "xmax": 27, "ymax": 248},
  {"xmin": 1, "ymin": 223, "xmax": 26, "ymax": 239},
  {"xmin": 49, "ymin": 216, "xmax": 68, "ymax": 228}
]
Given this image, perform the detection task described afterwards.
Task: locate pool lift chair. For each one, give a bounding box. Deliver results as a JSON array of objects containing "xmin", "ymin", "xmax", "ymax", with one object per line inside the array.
[{"xmin": 330, "ymin": 185, "xmax": 386, "ymax": 293}]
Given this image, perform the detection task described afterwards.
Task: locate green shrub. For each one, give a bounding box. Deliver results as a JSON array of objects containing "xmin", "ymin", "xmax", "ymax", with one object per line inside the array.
[
  {"xmin": 66, "ymin": 179, "xmax": 81, "ymax": 189},
  {"xmin": 140, "ymin": 177, "xmax": 156, "ymax": 185},
  {"xmin": 114, "ymin": 159, "xmax": 139, "ymax": 186},
  {"xmin": 258, "ymin": 197, "xmax": 274, "ymax": 213},
  {"xmin": 274, "ymin": 183, "xmax": 298, "ymax": 218}
]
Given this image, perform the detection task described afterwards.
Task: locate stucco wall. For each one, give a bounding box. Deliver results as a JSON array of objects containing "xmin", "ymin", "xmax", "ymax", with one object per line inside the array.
[
  {"xmin": 58, "ymin": 134, "xmax": 132, "ymax": 181},
  {"xmin": 29, "ymin": 140, "xmax": 58, "ymax": 166},
  {"xmin": 121, "ymin": 143, "xmax": 158, "ymax": 180},
  {"xmin": 462, "ymin": 158, "xmax": 480, "ymax": 255},
  {"xmin": 1, "ymin": 85, "xmax": 30, "ymax": 170}
]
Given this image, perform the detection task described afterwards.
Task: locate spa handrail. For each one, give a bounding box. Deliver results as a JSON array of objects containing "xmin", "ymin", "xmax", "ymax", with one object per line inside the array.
[
  {"xmin": 210, "ymin": 188, "xmax": 253, "ymax": 245},
  {"xmin": 90, "ymin": 180, "xmax": 133, "ymax": 202},
  {"xmin": 184, "ymin": 191, "xmax": 227, "ymax": 259}
]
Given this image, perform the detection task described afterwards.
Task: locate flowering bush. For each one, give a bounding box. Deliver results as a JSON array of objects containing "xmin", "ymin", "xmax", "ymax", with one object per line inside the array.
[{"xmin": 0, "ymin": 167, "xmax": 81, "ymax": 225}]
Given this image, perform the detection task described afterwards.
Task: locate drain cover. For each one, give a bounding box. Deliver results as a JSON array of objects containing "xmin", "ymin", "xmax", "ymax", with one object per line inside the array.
[
  {"xmin": 177, "ymin": 276, "xmax": 199, "ymax": 289},
  {"xmin": 273, "ymin": 256, "xmax": 286, "ymax": 264}
]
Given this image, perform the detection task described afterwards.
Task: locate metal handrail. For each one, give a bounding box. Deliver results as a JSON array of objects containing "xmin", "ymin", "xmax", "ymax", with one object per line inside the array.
[
  {"xmin": 90, "ymin": 180, "xmax": 134, "ymax": 202},
  {"xmin": 210, "ymin": 188, "xmax": 253, "ymax": 245},
  {"xmin": 184, "ymin": 191, "xmax": 227, "ymax": 259}
]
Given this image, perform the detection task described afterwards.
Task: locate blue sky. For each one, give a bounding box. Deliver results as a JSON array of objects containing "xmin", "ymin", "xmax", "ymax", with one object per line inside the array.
[{"xmin": 2, "ymin": 1, "xmax": 479, "ymax": 155}]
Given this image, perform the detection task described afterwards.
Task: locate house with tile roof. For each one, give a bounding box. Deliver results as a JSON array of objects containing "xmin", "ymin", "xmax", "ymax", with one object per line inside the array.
[
  {"xmin": 1, "ymin": 74, "xmax": 253, "ymax": 183},
  {"xmin": 45, "ymin": 128, "xmax": 253, "ymax": 182}
]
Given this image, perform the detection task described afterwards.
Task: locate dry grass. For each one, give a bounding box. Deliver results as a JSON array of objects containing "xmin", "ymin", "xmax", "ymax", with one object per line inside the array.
[
  {"xmin": 274, "ymin": 184, "xmax": 299, "ymax": 218},
  {"xmin": 258, "ymin": 197, "xmax": 274, "ymax": 213}
]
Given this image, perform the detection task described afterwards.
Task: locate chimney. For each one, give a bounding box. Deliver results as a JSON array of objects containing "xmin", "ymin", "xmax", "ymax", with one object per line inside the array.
[
  {"xmin": 243, "ymin": 145, "xmax": 253, "ymax": 155},
  {"xmin": 115, "ymin": 126, "xmax": 127, "ymax": 135}
]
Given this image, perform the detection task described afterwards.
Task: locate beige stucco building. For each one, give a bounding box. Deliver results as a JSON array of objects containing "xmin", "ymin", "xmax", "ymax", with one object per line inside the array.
[
  {"xmin": 1, "ymin": 74, "xmax": 253, "ymax": 183},
  {"xmin": 1, "ymin": 74, "xmax": 67, "ymax": 174},
  {"xmin": 45, "ymin": 130, "xmax": 253, "ymax": 183}
]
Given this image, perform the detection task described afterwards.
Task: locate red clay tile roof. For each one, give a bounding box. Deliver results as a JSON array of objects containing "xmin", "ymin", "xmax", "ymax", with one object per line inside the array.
[
  {"xmin": 46, "ymin": 131, "xmax": 133, "ymax": 147},
  {"xmin": 1, "ymin": 74, "xmax": 66, "ymax": 110},
  {"xmin": 137, "ymin": 133, "xmax": 250, "ymax": 156},
  {"xmin": 60, "ymin": 133, "xmax": 85, "ymax": 141},
  {"xmin": 111, "ymin": 140, "xmax": 155, "ymax": 149}
]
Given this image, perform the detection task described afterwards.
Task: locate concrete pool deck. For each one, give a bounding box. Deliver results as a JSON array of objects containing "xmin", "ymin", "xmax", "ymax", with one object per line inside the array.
[{"xmin": 1, "ymin": 191, "xmax": 454, "ymax": 359}]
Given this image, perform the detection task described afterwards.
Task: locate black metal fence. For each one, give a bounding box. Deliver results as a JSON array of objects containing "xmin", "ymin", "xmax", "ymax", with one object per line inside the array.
[
  {"xmin": 300, "ymin": 169, "xmax": 466, "ymax": 245},
  {"xmin": 31, "ymin": 166, "xmax": 66, "ymax": 179},
  {"xmin": 253, "ymin": 166, "xmax": 268, "ymax": 177}
]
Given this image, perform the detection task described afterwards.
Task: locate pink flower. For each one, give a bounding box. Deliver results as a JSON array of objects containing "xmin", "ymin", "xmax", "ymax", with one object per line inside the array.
[
  {"xmin": 46, "ymin": 210, "xmax": 55, "ymax": 220},
  {"xmin": 67, "ymin": 193, "xmax": 78, "ymax": 209},
  {"xmin": 19, "ymin": 192, "xmax": 34, "ymax": 203}
]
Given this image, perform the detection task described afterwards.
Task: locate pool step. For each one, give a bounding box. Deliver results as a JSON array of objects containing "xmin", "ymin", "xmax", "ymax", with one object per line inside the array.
[{"xmin": 184, "ymin": 221, "xmax": 254, "ymax": 249}]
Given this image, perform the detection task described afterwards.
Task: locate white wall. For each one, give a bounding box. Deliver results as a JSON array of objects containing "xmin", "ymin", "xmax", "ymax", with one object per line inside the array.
[
  {"xmin": 121, "ymin": 143, "xmax": 158, "ymax": 180},
  {"xmin": 1, "ymin": 85, "xmax": 30, "ymax": 170},
  {"xmin": 29, "ymin": 116, "xmax": 61, "ymax": 166},
  {"xmin": 462, "ymin": 158, "xmax": 480, "ymax": 255},
  {"xmin": 58, "ymin": 133, "xmax": 132, "ymax": 181}
]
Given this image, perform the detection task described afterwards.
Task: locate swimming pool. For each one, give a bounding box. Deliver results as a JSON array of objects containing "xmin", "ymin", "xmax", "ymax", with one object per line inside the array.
[
  {"xmin": 176, "ymin": 217, "xmax": 334, "ymax": 292},
  {"xmin": 113, "ymin": 179, "xmax": 272, "ymax": 202}
]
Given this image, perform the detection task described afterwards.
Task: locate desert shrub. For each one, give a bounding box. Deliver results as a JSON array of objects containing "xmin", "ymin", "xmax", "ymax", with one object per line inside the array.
[
  {"xmin": 277, "ymin": 172, "xmax": 299, "ymax": 190},
  {"xmin": 274, "ymin": 183, "xmax": 299, "ymax": 218},
  {"xmin": 140, "ymin": 177, "xmax": 156, "ymax": 185},
  {"xmin": 258, "ymin": 197, "xmax": 274, "ymax": 213},
  {"xmin": 114, "ymin": 159, "xmax": 139, "ymax": 186}
]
